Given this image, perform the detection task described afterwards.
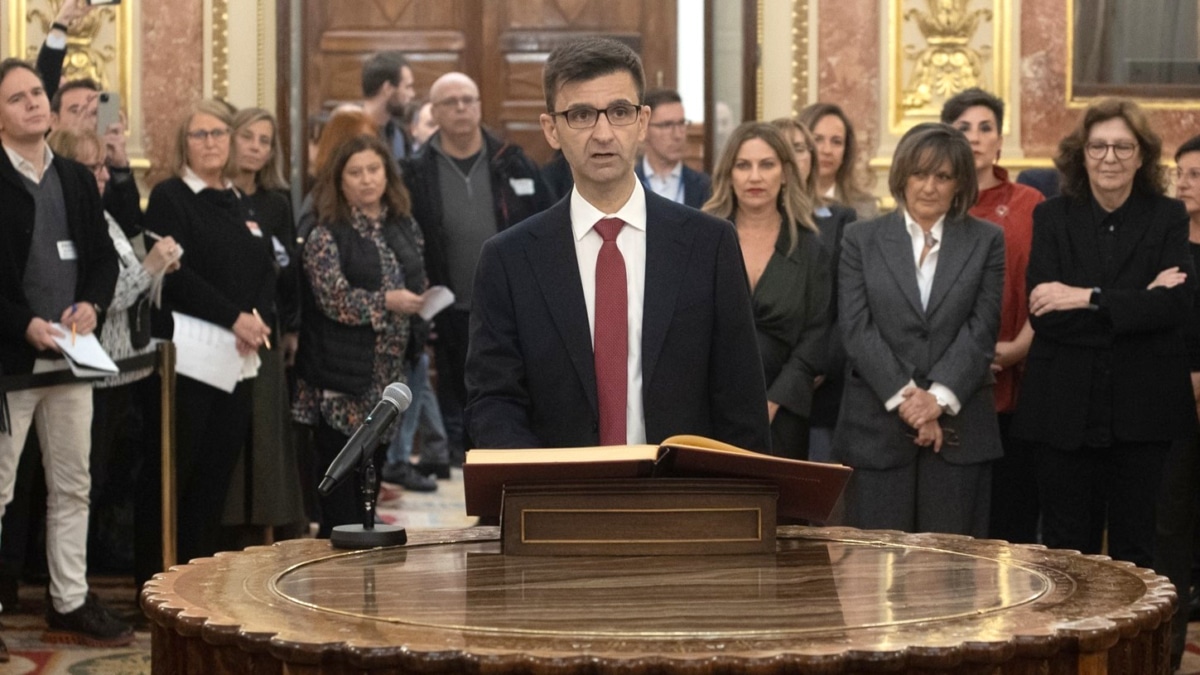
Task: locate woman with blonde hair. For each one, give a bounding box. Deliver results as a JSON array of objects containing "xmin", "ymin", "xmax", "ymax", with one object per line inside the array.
[
  {"xmin": 703, "ymin": 122, "xmax": 831, "ymax": 460},
  {"xmin": 770, "ymin": 117, "xmax": 859, "ymax": 463},
  {"xmin": 47, "ymin": 127, "xmax": 180, "ymax": 586},
  {"xmin": 144, "ymin": 99, "xmax": 276, "ymax": 563},
  {"xmin": 225, "ymin": 106, "xmax": 308, "ymax": 543}
]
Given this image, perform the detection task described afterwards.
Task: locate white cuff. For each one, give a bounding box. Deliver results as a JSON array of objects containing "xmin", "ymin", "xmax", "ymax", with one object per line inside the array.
[
  {"xmin": 928, "ymin": 382, "xmax": 961, "ymax": 415},
  {"xmin": 884, "ymin": 379, "xmax": 916, "ymax": 411}
]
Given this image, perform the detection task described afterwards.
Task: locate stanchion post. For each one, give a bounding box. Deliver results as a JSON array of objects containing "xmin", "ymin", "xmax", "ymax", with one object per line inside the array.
[{"xmin": 158, "ymin": 342, "xmax": 177, "ymax": 570}]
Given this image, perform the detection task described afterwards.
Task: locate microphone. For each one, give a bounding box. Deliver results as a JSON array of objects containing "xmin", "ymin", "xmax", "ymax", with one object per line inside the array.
[{"xmin": 318, "ymin": 382, "xmax": 412, "ymax": 495}]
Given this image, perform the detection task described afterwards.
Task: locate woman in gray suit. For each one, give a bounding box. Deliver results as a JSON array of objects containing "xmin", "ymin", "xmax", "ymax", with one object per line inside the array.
[{"xmin": 835, "ymin": 123, "xmax": 1005, "ymax": 536}]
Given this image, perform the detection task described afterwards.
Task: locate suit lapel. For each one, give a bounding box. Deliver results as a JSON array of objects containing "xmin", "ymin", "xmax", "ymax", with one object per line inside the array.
[
  {"xmin": 525, "ymin": 200, "xmax": 599, "ymax": 412},
  {"xmin": 641, "ymin": 193, "xmax": 692, "ymax": 391},
  {"xmin": 878, "ymin": 212, "xmax": 926, "ymax": 317},
  {"xmin": 926, "ymin": 216, "xmax": 980, "ymax": 315}
]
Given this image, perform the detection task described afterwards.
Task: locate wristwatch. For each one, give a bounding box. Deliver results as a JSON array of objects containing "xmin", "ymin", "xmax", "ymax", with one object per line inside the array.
[{"xmin": 933, "ymin": 391, "xmax": 951, "ymax": 415}]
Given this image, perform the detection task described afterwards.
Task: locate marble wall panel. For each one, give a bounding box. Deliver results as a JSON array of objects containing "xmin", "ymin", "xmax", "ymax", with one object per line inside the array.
[
  {"xmin": 814, "ymin": 0, "xmax": 881, "ymax": 185},
  {"xmin": 141, "ymin": 0, "xmax": 204, "ymax": 186}
]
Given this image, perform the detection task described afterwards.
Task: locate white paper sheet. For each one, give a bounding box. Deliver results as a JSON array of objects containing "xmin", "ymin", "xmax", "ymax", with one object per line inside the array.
[
  {"xmin": 50, "ymin": 324, "xmax": 118, "ymax": 377},
  {"xmin": 419, "ymin": 285, "xmax": 456, "ymax": 321},
  {"xmin": 172, "ymin": 312, "xmax": 260, "ymax": 393}
]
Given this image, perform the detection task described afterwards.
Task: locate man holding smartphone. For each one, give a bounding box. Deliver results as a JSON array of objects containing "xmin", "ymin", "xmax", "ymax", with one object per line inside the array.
[{"xmin": 37, "ymin": 0, "xmax": 141, "ymax": 236}]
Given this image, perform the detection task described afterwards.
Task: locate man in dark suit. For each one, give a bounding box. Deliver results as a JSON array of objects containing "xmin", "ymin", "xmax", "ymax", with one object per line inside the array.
[
  {"xmin": 634, "ymin": 88, "xmax": 711, "ymax": 210},
  {"xmin": 465, "ymin": 38, "xmax": 769, "ymax": 452}
]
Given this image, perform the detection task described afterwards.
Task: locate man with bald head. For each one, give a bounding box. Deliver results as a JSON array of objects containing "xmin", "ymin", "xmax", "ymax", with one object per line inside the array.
[{"xmin": 402, "ymin": 71, "xmax": 551, "ymax": 466}]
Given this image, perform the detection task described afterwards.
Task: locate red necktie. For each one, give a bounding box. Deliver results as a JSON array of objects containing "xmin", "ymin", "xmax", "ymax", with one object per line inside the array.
[{"xmin": 593, "ymin": 217, "xmax": 627, "ymax": 445}]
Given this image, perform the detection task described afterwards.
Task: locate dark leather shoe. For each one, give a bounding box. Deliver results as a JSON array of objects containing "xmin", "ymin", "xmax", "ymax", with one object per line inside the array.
[
  {"xmin": 401, "ymin": 465, "xmax": 437, "ymax": 492},
  {"xmin": 414, "ymin": 462, "xmax": 451, "ymax": 480},
  {"xmin": 0, "ymin": 631, "xmax": 9, "ymax": 663}
]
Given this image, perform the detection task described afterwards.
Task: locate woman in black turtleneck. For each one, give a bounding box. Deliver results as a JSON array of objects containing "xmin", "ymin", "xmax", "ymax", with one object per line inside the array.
[{"xmin": 144, "ymin": 99, "xmax": 276, "ymax": 564}]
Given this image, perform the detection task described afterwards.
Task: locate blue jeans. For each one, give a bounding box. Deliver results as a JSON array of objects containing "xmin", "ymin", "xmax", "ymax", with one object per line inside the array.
[{"xmin": 386, "ymin": 352, "xmax": 449, "ymax": 468}]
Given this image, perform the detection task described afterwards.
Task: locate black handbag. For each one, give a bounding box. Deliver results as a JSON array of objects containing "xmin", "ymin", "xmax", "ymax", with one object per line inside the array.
[{"xmin": 128, "ymin": 295, "xmax": 152, "ymax": 350}]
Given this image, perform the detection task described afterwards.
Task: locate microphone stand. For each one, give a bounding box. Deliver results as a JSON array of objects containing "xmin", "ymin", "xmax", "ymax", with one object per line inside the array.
[{"xmin": 329, "ymin": 434, "xmax": 408, "ymax": 550}]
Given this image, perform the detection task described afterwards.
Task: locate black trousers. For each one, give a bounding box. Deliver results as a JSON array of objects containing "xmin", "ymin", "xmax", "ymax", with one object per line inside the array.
[
  {"xmin": 433, "ymin": 308, "xmax": 470, "ymax": 459},
  {"xmin": 174, "ymin": 377, "xmax": 253, "ymax": 564},
  {"xmin": 1034, "ymin": 440, "xmax": 1169, "ymax": 571},
  {"xmin": 313, "ymin": 419, "xmax": 386, "ymax": 538},
  {"xmin": 988, "ymin": 413, "xmax": 1040, "ymax": 544},
  {"xmin": 91, "ymin": 375, "xmax": 164, "ymax": 586},
  {"xmin": 1154, "ymin": 433, "xmax": 1200, "ymax": 666}
]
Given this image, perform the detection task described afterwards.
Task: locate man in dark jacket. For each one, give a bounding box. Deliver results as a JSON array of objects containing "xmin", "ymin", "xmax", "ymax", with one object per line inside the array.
[
  {"xmin": 0, "ymin": 58, "xmax": 130, "ymax": 657},
  {"xmin": 402, "ymin": 71, "xmax": 552, "ymax": 462}
]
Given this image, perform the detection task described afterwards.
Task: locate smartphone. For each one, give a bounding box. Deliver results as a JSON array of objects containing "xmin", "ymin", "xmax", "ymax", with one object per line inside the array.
[
  {"xmin": 96, "ymin": 91, "xmax": 121, "ymax": 133},
  {"xmin": 86, "ymin": 0, "xmax": 122, "ymax": 5}
]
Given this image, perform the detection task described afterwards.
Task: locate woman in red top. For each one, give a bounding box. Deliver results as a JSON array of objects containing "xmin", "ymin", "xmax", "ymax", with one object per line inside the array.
[{"xmin": 941, "ymin": 88, "xmax": 1045, "ymax": 543}]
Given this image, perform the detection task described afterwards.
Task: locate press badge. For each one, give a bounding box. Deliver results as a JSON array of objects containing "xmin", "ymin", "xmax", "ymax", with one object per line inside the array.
[
  {"xmin": 57, "ymin": 240, "xmax": 77, "ymax": 261},
  {"xmin": 509, "ymin": 178, "xmax": 535, "ymax": 196}
]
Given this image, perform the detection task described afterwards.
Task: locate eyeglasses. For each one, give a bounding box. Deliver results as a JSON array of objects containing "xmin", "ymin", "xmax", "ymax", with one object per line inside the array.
[
  {"xmin": 187, "ymin": 128, "xmax": 230, "ymax": 142},
  {"xmin": 648, "ymin": 119, "xmax": 688, "ymax": 132},
  {"xmin": 1175, "ymin": 167, "xmax": 1200, "ymax": 183},
  {"xmin": 549, "ymin": 103, "xmax": 641, "ymax": 129},
  {"xmin": 434, "ymin": 95, "xmax": 479, "ymax": 109},
  {"xmin": 1085, "ymin": 141, "xmax": 1137, "ymax": 160}
]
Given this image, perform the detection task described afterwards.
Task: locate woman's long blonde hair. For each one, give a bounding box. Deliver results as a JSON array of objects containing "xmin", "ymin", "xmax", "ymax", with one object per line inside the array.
[{"xmin": 702, "ymin": 122, "xmax": 815, "ymax": 254}]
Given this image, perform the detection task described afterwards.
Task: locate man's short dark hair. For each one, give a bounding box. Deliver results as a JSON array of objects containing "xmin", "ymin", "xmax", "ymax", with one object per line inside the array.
[
  {"xmin": 0, "ymin": 58, "xmax": 42, "ymax": 92},
  {"xmin": 940, "ymin": 87, "xmax": 1005, "ymax": 134},
  {"xmin": 643, "ymin": 88, "xmax": 682, "ymax": 112},
  {"xmin": 1177, "ymin": 134, "xmax": 1200, "ymax": 162},
  {"xmin": 542, "ymin": 37, "xmax": 645, "ymax": 111},
  {"xmin": 361, "ymin": 51, "xmax": 410, "ymax": 98},
  {"xmin": 50, "ymin": 77, "xmax": 100, "ymax": 113}
]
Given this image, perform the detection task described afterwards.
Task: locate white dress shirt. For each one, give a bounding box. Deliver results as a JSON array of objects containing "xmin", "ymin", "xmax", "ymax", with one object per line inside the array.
[
  {"xmin": 641, "ymin": 156, "xmax": 685, "ymax": 204},
  {"xmin": 883, "ymin": 209, "xmax": 961, "ymax": 415},
  {"xmin": 570, "ymin": 180, "xmax": 648, "ymax": 444},
  {"xmin": 4, "ymin": 143, "xmax": 54, "ymax": 184}
]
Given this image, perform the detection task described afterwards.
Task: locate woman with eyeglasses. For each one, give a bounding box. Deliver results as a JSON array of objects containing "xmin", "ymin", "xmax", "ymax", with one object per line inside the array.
[
  {"xmin": 1012, "ymin": 99, "xmax": 1195, "ymax": 571},
  {"xmin": 770, "ymin": 118, "xmax": 857, "ymax": 465},
  {"xmin": 144, "ymin": 99, "xmax": 277, "ymax": 563},
  {"xmin": 46, "ymin": 128, "xmax": 180, "ymax": 587},
  {"xmin": 702, "ymin": 122, "xmax": 831, "ymax": 461}
]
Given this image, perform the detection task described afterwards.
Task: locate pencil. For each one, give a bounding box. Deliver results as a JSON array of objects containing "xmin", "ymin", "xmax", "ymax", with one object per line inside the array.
[
  {"xmin": 252, "ymin": 308, "xmax": 271, "ymax": 349},
  {"xmin": 70, "ymin": 303, "xmax": 77, "ymax": 347}
]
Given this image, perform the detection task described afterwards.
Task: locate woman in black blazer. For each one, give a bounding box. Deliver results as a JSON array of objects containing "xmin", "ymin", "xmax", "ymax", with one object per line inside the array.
[
  {"xmin": 1012, "ymin": 99, "xmax": 1195, "ymax": 570},
  {"xmin": 703, "ymin": 122, "xmax": 832, "ymax": 460},
  {"xmin": 771, "ymin": 118, "xmax": 858, "ymax": 463}
]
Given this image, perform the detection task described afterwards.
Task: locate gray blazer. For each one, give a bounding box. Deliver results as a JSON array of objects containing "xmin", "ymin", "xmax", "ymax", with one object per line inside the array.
[{"xmin": 833, "ymin": 210, "xmax": 1005, "ymax": 470}]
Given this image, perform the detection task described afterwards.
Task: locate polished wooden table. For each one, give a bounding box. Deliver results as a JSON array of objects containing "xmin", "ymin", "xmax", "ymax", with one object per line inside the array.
[{"xmin": 143, "ymin": 526, "xmax": 1175, "ymax": 674}]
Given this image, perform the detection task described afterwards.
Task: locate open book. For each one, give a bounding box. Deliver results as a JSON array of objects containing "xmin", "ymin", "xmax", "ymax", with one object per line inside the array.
[{"xmin": 463, "ymin": 435, "xmax": 852, "ymax": 522}]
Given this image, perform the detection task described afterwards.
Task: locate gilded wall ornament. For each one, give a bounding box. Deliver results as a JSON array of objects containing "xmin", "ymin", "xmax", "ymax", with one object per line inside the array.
[
  {"xmin": 901, "ymin": 0, "xmax": 992, "ymax": 109},
  {"xmin": 28, "ymin": 0, "xmax": 117, "ymax": 89}
]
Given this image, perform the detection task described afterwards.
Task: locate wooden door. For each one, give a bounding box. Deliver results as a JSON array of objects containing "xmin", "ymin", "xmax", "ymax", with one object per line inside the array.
[{"xmin": 292, "ymin": 0, "xmax": 678, "ymax": 169}]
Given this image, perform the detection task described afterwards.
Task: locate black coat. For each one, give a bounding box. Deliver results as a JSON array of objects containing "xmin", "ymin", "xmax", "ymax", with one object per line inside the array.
[
  {"xmin": 0, "ymin": 148, "xmax": 117, "ymax": 375},
  {"xmin": 401, "ymin": 129, "xmax": 552, "ymax": 295},
  {"xmin": 1012, "ymin": 192, "xmax": 1196, "ymax": 449}
]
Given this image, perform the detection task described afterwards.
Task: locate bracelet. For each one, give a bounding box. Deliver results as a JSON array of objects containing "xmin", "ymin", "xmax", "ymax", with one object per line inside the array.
[{"xmin": 51, "ymin": 21, "xmax": 70, "ymax": 33}]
